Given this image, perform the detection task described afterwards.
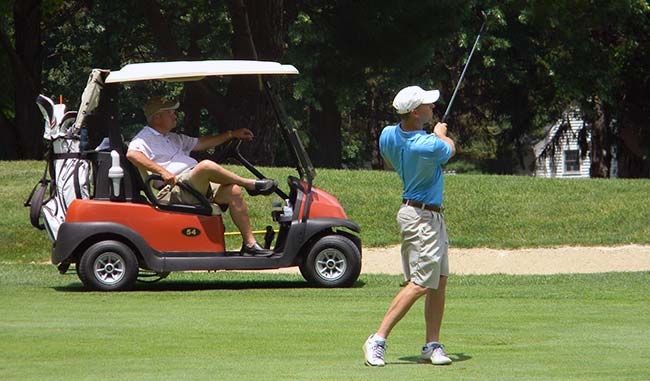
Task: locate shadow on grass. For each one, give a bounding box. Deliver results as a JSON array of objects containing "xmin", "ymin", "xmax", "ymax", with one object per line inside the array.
[
  {"xmin": 397, "ymin": 353, "xmax": 472, "ymax": 364},
  {"xmin": 52, "ymin": 276, "xmax": 367, "ymax": 292}
]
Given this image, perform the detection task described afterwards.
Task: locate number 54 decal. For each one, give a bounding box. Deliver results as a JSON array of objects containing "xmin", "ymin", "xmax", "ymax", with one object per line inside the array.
[{"xmin": 181, "ymin": 227, "xmax": 202, "ymax": 237}]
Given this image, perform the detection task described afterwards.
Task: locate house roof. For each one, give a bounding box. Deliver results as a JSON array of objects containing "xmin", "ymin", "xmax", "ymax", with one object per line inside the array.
[{"xmin": 532, "ymin": 108, "xmax": 584, "ymax": 158}]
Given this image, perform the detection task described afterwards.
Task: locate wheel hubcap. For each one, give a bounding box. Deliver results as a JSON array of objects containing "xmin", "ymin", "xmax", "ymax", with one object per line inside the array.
[
  {"xmin": 93, "ymin": 252, "xmax": 125, "ymax": 285},
  {"xmin": 315, "ymin": 248, "xmax": 347, "ymax": 281}
]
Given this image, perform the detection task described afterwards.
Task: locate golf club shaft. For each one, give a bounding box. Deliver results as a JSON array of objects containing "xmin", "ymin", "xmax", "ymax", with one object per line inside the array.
[{"xmin": 441, "ymin": 20, "xmax": 487, "ymax": 123}]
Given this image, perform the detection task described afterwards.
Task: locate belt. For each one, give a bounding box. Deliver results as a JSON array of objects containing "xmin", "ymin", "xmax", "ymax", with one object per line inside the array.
[{"xmin": 402, "ymin": 199, "xmax": 442, "ymax": 212}]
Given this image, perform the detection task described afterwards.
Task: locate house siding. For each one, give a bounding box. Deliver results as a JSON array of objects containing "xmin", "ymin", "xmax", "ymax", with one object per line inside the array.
[{"xmin": 534, "ymin": 112, "xmax": 591, "ymax": 178}]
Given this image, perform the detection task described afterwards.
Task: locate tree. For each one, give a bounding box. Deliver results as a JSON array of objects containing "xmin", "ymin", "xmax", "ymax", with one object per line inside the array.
[
  {"xmin": 223, "ymin": 0, "xmax": 287, "ymax": 165},
  {"xmin": 287, "ymin": 0, "xmax": 468, "ymax": 168},
  {"xmin": 521, "ymin": 0, "xmax": 650, "ymax": 178},
  {"xmin": 137, "ymin": 0, "xmax": 291, "ymax": 165},
  {"xmin": 447, "ymin": 0, "xmax": 650, "ymax": 177},
  {"xmin": 139, "ymin": 0, "xmax": 227, "ymax": 140},
  {"xmin": 616, "ymin": 25, "xmax": 650, "ymax": 178},
  {"xmin": 4, "ymin": 0, "xmax": 649, "ymax": 178},
  {"xmin": 1, "ymin": 0, "xmax": 293, "ymax": 165},
  {"xmin": 0, "ymin": 0, "xmax": 43, "ymax": 160}
]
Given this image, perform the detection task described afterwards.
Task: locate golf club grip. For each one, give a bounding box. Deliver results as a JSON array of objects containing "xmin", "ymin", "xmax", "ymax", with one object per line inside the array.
[{"xmin": 441, "ymin": 20, "xmax": 487, "ymax": 124}]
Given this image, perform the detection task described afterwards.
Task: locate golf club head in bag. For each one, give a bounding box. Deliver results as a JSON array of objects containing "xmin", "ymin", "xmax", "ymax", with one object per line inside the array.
[{"xmin": 30, "ymin": 95, "xmax": 91, "ymax": 241}]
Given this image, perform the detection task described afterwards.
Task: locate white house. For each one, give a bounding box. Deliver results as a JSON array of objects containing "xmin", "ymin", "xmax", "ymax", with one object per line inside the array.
[{"xmin": 533, "ymin": 108, "xmax": 591, "ymax": 178}]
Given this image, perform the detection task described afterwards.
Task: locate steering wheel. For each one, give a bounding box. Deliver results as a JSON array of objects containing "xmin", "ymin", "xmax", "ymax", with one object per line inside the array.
[{"xmin": 212, "ymin": 138, "xmax": 242, "ymax": 163}]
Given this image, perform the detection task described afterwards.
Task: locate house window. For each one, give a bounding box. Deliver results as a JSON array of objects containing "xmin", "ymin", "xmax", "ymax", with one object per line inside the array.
[{"xmin": 564, "ymin": 150, "xmax": 580, "ymax": 172}]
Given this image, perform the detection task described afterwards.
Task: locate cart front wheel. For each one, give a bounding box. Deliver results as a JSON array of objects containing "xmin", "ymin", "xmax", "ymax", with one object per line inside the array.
[{"xmin": 300, "ymin": 235, "xmax": 361, "ymax": 288}]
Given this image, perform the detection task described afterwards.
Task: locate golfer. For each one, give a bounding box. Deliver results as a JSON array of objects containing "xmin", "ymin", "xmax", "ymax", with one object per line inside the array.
[
  {"xmin": 364, "ymin": 86, "xmax": 456, "ymax": 366},
  {"xmin": 127, "ymin": 96, "xmax": 277, "ymax": 257}
]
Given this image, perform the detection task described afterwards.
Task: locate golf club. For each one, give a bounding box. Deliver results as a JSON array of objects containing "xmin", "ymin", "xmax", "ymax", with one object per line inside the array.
[{"xmin": 441, "ymin": 10, "xmax": 488, "ymax": 123}]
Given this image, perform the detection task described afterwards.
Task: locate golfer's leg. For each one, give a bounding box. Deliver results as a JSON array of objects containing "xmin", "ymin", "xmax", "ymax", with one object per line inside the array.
[
  {"xmin": 377, "ymin": 282, "xmax": 428, "ymax": 339},
  {"xmin": 213, "ymin": 184, "xmax": 255, "ymax": 246},
  {"xmin": 424, "ymin": 275, "xmax": 447, "ymax": 343},
  {"xmin": 189, "ymin": 160, "xmax": 256, "ymax": 190}
]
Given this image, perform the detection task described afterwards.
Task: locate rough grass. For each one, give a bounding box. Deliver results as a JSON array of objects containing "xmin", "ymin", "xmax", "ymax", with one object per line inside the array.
[{"xmin": 2, "ymin": 161, "xmax": 650, "ymax": 263}]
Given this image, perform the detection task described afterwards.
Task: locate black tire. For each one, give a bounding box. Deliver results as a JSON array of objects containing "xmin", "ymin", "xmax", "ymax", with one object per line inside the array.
[
  {"xmin": 299, "ymin": 235, "xmax": 361, "ymax": 288},
  {"xmin": 78, "ymin": 240, "xmax": 139, "ymax": 291}
]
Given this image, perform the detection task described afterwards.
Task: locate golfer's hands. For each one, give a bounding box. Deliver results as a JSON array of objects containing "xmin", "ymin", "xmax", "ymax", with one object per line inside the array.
[
  {"xmin": 232, "ymin": 128, "xmax": 255, "ymax": 141},
  {"xmin": 433, "ymin": 122, "xmax": 448, "ymax": 137},
  {"xmin": 160, "ymin": 169, "xmax": 176, "ymax": 186},
  {"xmin": 433, "ymin": 122, "xmax": 456, "ymax": 157}
]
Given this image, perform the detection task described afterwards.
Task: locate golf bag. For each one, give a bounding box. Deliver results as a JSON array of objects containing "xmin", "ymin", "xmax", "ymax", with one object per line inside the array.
[{"xmin": 25, "ymin": 95, "xmax": 91, "ymax": 241}]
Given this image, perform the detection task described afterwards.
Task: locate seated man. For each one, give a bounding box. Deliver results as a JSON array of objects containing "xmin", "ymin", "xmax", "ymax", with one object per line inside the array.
[{"xmin": 126, "ymin": 96, "xmax": 277, "ymax": 257}]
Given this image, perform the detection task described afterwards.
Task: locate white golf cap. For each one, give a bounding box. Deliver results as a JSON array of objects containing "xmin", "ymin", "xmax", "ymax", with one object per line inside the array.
[{"xmin": 392, "ymin": 86, "xmax": 440, "ymax": 114}]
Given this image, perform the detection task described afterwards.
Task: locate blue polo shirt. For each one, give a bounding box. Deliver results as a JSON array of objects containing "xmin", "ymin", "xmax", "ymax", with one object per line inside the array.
[{"xmin": 379, "ymin": 124, "xmax": 452, "ymax": 207}]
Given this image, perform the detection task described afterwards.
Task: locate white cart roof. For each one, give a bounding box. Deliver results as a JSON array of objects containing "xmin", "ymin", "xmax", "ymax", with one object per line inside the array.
[{"xmin": 105, "ymin": 60, "xmax": 299, "ymax": 84}]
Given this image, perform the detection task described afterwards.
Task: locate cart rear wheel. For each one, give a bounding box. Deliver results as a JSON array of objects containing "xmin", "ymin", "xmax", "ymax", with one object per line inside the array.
[
  {"xmin": 78, "ymin": 240, "xmax": 139, "ymax": 291},
  {"xmin": 300, "ymin": 235, "xmax": 361, "ymax": 287}
]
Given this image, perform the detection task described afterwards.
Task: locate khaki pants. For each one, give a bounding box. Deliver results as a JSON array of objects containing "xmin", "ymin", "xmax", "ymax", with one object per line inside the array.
[
  {"xmin": 156, "ymin": 170, "xmax": 220, "ymax": 205},
  {"xmin": 397, "ymin": 204, "xmax": 449, "ymax": 289}
]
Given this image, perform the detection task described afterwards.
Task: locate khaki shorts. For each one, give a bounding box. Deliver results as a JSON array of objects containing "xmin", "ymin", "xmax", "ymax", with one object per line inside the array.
[
  {"xmin": 156, "ymin": 170, "xmax": 220, "ymax": 205},
  {"xmin": 397, "ymin": 204, "xmax": 449, "ymax": 289}
]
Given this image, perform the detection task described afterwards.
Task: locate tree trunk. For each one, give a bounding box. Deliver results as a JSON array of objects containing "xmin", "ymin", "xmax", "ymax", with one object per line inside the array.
[
  {"xmin": 0, "ymin": 22, "xmax": 18, "ymax": 160},
  {"xmin": 617, "ymin": 124, "xmax": 650, "ymax": 178},
  {"xmin": 309, "ymin": 90, "xmax": 342, "ymax": 168},
  {"xmin": 224, "ymin": 0, "xmax": 284, "ymax": 166},
  {"xmin": 180, "ymin": 21, "xmax": 206, "ymax": 139},
  {"xmin": 0, "ymin": 110, "xmax": 18, "ymax": 159},
  {"xmin": 616, "ymin": 58, "xmax": 650, "ymax": 178},
  {"xmin": 12, "ymin": 0, "xmax": 43, "ymax": 159},
  {"xmin": 589, "ymin": 97, "xmax": 611, "ymax": 178},
  {"xmin": 617, "ymin": 144, "xmax": 649, "ymax": 178},
  {"xmin": 139, "ymin": 0, "xmax": 184, "ymax": 61},
  {"xmin": 227, "ymin": 0, "xmax": 259, "ymax": 59},
  {"xmin": 140, "ymin": 0, "xmax": 224, "ymax": 137},
  {"xmin": 367, "ymin": 85, "xmax": 383, "ymax": 169}
]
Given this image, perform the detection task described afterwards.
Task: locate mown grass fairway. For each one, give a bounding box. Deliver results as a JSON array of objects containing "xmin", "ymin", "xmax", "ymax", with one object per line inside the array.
[{"xmin": 1, "ymin": 265, "xmax": 649, "ymax": 380}]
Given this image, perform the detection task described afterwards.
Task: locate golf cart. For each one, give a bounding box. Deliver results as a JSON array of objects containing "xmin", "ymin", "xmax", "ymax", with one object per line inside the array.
[{"xmin": 28, "ymin": 60, "xmax": 362, "ymax": 291}]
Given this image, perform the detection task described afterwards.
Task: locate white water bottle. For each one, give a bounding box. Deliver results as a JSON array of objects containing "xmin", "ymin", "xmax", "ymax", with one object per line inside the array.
[
  {"xmin": 283, "ymin": 199, "xmax": 293, "ymax": 219},
  {"xmin": 108, "ymin": 150, "xmax": 124, "ymax": 197}
]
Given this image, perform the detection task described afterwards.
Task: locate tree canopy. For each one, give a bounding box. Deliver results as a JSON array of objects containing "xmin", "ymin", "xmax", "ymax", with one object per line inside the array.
[{"xmin": 1, "ymin": 0, "xmax": 649, "ymax": 177}]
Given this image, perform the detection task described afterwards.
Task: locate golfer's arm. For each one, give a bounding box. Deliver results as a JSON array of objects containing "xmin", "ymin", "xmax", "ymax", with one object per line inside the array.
[
  {"xmin": 193, "ymin": 131, "xmax": 233, "ymax": 151},
  {"xmin": 126, "ymin": 150, "xmax": 170, "ymax": 176},
  {"xmin": 437, "ymin": 134, "xmax": 456, "ymax": 158}
]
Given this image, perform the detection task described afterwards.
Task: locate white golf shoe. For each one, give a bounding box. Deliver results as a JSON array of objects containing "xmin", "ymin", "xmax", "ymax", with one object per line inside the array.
[
  {"xmin": 421, "ymin": 342, "xmax": 452, "ymax": 365},
  {"xmin": 363, "ymin": 335, "xmax": 386, "ymax": 367}
]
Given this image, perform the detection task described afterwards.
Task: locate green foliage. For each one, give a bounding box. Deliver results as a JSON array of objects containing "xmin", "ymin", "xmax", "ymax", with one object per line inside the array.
[
  {"xmin": 4, "ymin": 0, "xmax": 650, "ymax": 172},
  {"xmin": 1, "ymin": 264, "xmax": 650, "ymax": 379},
  {"xmin": 38, "ymin": 0, "xmax": 235, "ymax": 138},
  {"xmin": 0, "ymin": 4, "xmax": 15, "ymax": 125}
]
